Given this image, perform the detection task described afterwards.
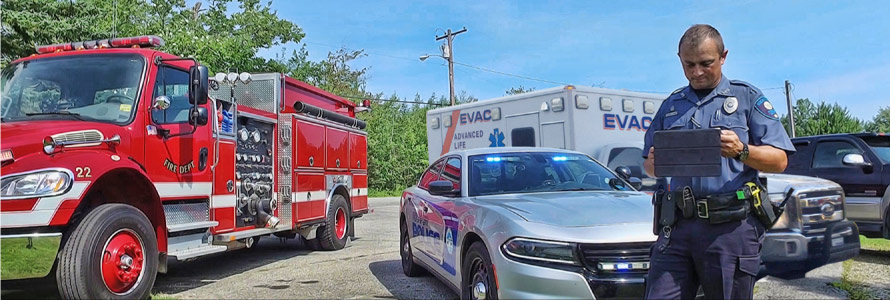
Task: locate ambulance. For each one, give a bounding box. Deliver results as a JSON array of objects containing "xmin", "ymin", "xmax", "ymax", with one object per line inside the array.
[{"xmin": 426, "ymin": 85, "xmax": 860, "ymax": 279}]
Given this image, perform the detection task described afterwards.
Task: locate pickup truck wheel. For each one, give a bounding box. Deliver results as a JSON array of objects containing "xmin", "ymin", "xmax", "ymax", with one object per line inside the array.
[
  {"xmin": 881, "ymin": 207, "xmax": 890, "ymax": 239},
  {"xmin": 57, "ymin": 204, "xmax": 158, "ymax": 300},
  {"xmin": 400, "ymin": 220, "xmax": 425, "ymax": 277},
  {"xmin": 462, "ymin": 242, "xmax": 498, "ymax": 300},
  {"xmin": 317, "ymin": 194, "xmax": 350, "ymax": 250}
]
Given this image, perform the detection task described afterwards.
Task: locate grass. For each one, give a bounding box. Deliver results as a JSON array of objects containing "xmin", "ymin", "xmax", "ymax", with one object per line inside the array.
[
  {"xmin": 0, "ymin": 238, "xmax": 60, "ymax": 280},
  {"xmin": 368, "ymin": 189, "xmax": 403, "ymax": 198},
  {"xmin": 150, "ymin": 293, "xmax": 180, "ymax": 300},
  {"xmin": 830, "ymin": 260, "xmax": 875, "ymax": 300},
  {"xmin": 859, "ymin": 234, "xmax": 890, "ymax": 252}
]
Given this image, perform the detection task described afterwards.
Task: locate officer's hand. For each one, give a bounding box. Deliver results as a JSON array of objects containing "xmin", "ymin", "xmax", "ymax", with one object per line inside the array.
[
  {"xmin": 647, "ymin": 147, "xmax": 655, "ymax": 163},
  {"xmin": 720, "ymin": 130, "xmax": 744, "ymax": 158}
]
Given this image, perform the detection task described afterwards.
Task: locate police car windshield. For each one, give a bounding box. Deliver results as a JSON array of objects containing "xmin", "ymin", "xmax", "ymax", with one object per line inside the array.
[
  {"xmin": 468, "ymin": 152, "xmax": 633, "ymax": 197},
  {"xmin": 1, "ymin": 54, "xmax": 145, "ymax": 125}
]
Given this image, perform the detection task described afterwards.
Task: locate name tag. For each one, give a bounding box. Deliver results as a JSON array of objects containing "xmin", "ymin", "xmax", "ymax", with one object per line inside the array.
[{"xmin": 665, "ymin": 111, "xmax": 678, "ymax": 117}]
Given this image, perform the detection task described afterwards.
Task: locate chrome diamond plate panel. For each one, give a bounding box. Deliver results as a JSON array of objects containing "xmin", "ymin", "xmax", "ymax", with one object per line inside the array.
[
  {"xmin": 163, "ymin": 202, "xmax": 210, "ymax": 226},
  {"xmin": 278, "ymin": 114, "xmax": 293, "ymax": 229},
  {"xmin": 234, "ymin": 78, "xmax": 276, "ymax": 113}
]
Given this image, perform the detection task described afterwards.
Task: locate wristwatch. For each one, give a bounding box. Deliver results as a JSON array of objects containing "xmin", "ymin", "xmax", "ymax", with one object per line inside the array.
[{"xmin": 735, "ymin": 143, "xmax": 750, "ymax": 161}]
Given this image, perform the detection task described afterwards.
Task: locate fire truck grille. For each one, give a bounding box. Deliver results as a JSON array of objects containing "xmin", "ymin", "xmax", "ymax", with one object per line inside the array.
[
  {"xmin": 52, "ymin": 130, "xmax": 103, "ymax": 146},
  {"xmin": 277, "ymin": 114, "xmax": 293, "ymax": 228},
  {"xmin": 234, "ymin": 78, "xmax": 276, "ymax": 113},
  {"xmin": 163, "ymin": 202, "xmax": 210, "ymax": 226}
]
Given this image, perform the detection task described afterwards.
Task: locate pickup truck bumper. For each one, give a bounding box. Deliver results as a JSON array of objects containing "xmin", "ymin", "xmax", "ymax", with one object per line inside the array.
[
  {"xmin": 0, "ymin": 232, "xmax": 62, "ymax": 280},
  {"xmin": 759, "ymin": 220, "xmax": 860, "ymax": 279}
]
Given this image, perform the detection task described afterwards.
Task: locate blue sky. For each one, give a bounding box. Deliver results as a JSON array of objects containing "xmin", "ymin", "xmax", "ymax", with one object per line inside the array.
[{"xmin": 262, "ymin": 0, "xmax": 889, "ymax": 121}]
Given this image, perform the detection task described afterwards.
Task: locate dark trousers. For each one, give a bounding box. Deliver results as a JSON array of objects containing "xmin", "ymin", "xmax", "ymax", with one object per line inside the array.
[{"xmin": 645, "ymin": 214, "xmax": 765, "ymax": 300}]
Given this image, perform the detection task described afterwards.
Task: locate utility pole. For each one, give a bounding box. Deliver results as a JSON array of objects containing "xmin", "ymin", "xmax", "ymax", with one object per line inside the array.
[
  {"xmin": 785, "ymin": 80, "xmax": 796, "ymax": 138},
  {"xmin": 435, "ymin": 27, "xmax": 467, "ymax": 106}
]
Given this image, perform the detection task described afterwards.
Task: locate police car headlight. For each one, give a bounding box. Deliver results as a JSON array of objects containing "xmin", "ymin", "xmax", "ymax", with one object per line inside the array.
[
  {"xmin": 502, "ymin": 237, "xmax": 579, "ymax": 266},
  {"xmin": 0, "ymin": 169, "xmax": 72, "ymax": 199}
]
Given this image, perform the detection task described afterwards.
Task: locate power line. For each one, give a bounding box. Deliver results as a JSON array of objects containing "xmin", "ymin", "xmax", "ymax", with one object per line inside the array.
[{"xmin": 451, "ymin": 61, "xmax": 570, "ymax": 86}]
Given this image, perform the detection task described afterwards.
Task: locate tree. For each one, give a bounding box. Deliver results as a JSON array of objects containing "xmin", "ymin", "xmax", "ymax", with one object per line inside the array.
[
  {"xmin": 781, "ymin": 98, "xmax": 864, "ymax": 137},
  {"xmin": 505, "ymin": 85, "xmax": 535, "ymax": 95},
  {"xmin": 864, "ymin": 106, "xmax": 890, "ymax": 133},
  {"xmin": 1, "ymin": 0, "xmax": 304, "ymax": 73}
]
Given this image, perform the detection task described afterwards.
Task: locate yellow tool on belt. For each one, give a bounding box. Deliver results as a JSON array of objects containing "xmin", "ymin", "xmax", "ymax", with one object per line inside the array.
[{"xmin": 742, "ymin": 181, "xmax": 780, "ymax": 229}]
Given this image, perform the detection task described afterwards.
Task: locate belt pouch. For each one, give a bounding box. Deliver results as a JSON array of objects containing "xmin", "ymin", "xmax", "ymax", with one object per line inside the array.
[
  {"xmin": 677, "ymin": 188, "xmax": 695, "ymax": 218},
  {"xmin": 660, "ymin": 192, "xmax": 677, "ymax": 227},
  {"xmin": 652, "ymin": 189, "xmax": 665, "ymax": 235},
  {"xmin": 708, "ymin": 204, "xmax": 748, "ymax": 224}
]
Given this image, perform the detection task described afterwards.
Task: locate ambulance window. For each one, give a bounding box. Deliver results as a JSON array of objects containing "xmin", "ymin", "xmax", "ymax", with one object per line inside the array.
[
  {"xmin": 607, "ymin": 147, "xmax": 648, "ymax": 178},
  {"xmin": 151, "ymin": 66, "xmax": 191, "ymax": 124},
  {"xmin": 511, "ymin": 127, "xmax": 536, "ymax": 147},
  {"xmin": 440, "ymin": 157, "xmax": 462, "ymax": 190},
  {"xmin": 419, "ymin": 158, "xmax": 446, "ymax": 190}
]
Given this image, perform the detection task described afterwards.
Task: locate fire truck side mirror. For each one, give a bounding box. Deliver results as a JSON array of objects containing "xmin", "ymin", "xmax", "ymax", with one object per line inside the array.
[
  {"xmin": 189, "ymin": 65, "xmax": 209, "ymax": 105},
  {"xmin": 189, "ymin": 107, "xmax": 209, "ymax": 126}
]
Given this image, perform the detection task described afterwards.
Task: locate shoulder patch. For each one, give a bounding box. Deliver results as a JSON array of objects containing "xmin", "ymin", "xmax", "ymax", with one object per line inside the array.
[{"xmin": 754, "ymin": 96, "xmax": 780, "ymax": 120}]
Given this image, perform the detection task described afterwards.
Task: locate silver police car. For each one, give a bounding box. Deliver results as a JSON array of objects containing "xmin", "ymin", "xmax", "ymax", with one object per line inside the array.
[{"xmin": 400, "ymin": 147, "xmax": 657, "ymax": 299}]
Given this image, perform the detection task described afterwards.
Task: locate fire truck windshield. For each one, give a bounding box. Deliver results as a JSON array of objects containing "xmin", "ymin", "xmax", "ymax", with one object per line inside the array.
[{"xmin": 1, "ymin": 54, "xmax": 145, "ymax": 124}]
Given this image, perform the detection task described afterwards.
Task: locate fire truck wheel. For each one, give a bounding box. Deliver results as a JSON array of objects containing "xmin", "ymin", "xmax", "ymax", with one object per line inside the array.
[
  {"xmin": 318, "ymin": 194, "xmax": 350, "ymax": 250},
  {"xmin": 57, "ymin": 203, "xmax": 158, "ymax": 300},
  {"xmin": 462, "ymin": 242, "xmax": 498, "ymax": 300},
  {"xmin": 400, "ymin": 220, "xmax": 425, "ymax": 277}
]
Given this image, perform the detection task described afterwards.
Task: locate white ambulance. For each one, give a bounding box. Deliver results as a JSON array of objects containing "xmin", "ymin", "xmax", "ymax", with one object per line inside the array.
[
  {"xmin": 427, "ymin": 85, "xmax": 662, "ymax": 189},
  {"xmin": 425, "ymin": 85, "xmax": 860, "ymax": 279}
]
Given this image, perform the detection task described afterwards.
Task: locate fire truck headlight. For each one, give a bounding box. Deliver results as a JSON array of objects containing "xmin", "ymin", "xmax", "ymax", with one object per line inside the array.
[{"xmin": 1, "ymin": 169, "xmax": 73, "ymax": 199}]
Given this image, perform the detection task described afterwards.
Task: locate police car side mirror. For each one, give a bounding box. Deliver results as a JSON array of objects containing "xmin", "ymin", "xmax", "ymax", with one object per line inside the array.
[
  {"xmin": 615, "ymin": 166, "xmax": 632, "ymax": 181},
  {"xmin": 429, "ymin": 180, "xmax": 459, "ymax": 197},
  {"xmin": 628, "ymin": 177, "xmax": 643, "ymax": 190},
  {"xmin": 189, "ymin": 65, "xmax": 209, "ymax": 105},
  {"xmin": 189, "ymin": 107, "xmax": 209, "ymax": 126}
]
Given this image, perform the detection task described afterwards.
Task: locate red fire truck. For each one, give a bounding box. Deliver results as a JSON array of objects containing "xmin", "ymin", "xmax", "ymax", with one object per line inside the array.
[{"xmin": 0, "ymin": 36, "xmax": 369, "ymax": 299}]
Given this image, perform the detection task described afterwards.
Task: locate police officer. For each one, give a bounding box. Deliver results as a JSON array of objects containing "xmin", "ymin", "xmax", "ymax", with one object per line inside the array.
[{"xmin": 643, "ymin": 24, "xmax": 795, "ymax": 299}]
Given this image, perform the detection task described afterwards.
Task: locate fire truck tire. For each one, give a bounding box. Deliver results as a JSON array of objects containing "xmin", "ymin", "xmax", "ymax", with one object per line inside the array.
[
  {"xmin": 400, "ymin": 219, "xmax": 425, "ymax": 277},
  {"xmin": 318, "ymin": 194, "xmax": 350, "ymax": 250},
  {"xmin": 56, "ymin": 204, "xmax": 158, "ymax": 300}
]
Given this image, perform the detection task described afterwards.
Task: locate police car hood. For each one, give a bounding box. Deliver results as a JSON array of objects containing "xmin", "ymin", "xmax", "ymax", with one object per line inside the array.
[{"xmin": 475, "ymin": 191, "xmax": 653, "ymax": 227}]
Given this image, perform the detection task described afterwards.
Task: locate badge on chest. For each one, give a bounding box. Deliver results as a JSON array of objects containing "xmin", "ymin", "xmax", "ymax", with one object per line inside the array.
[{"xmin": 723, "ymin": 97, "xmax": 738, "ymax": 114}]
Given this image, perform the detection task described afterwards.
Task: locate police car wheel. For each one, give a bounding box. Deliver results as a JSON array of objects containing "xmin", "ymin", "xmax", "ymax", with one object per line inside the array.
[
  {"xmin": 318, "ymin": 194, "xmax": 350, "ymax": 250},
  {"xmin": 462, "ymin": 242, "xmax": 498, "ymax": 300},
  {"xmin": 400, "ymin": 219, "xmax": 425, "ymax": 277},
  {"xmin": 56, "ymin": 204, "xmax": 158, "ymax": 300}
]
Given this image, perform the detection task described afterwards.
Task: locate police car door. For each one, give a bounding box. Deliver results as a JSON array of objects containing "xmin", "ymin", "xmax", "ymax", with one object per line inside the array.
[
  {"xmin": 423, "ymin": 156, "xmax": 461, "ymax": 275},
  {"xmin": 414, "ymin": 158, "xmax": 446, "ymax": 259}
]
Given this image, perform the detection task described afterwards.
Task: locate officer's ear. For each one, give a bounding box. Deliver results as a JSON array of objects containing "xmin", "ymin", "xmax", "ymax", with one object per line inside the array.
[{"xmin": 720, "ymin": 49, "xmax": 729, "ymax": 64}]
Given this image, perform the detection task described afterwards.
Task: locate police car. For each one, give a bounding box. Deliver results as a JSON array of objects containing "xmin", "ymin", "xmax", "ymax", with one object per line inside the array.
[{"xmin": 399, "ymin": 147, "xmax": 656, "ymax": 299}]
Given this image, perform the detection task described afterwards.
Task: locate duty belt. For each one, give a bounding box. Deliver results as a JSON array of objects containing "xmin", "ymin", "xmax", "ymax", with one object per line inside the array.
[{"xmin": 673, "ymin": 186, "xmax": 752, "ymax": 224}]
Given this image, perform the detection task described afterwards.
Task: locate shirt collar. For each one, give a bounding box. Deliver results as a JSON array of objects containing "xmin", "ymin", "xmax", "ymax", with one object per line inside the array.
[{"xmin": 681, "ymin": 75, "xmax": 731, "ymax": 106}]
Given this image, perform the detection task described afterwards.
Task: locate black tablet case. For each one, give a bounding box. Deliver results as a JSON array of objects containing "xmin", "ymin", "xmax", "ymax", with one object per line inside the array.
[{"xmin": 653, "ymin": 128, "xmax": 722, "ymax": 177}]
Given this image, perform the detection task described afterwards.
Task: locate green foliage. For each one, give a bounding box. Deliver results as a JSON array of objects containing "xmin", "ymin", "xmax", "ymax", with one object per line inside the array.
[
  {"xmin": 1, "ymin": 0, "xmax": 304, "ymax": 73},
  {"xmin": 864, "ymin": 106, "xmax": 890, "ymax": 133},
  {"xmin": 505, "ymin": 85, "xmax": 536, "ymax": 95},
  {"xmin": 781, "ymin": 98, "xmax": 864, "ymax": 137}
]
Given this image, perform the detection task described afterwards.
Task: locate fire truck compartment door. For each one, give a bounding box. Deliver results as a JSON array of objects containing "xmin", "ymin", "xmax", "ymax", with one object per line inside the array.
[
  {"xmin": 349, "ymin": 133, "xmax": 367, "ymax": 170},
  {"xmin": 295, "ymin": 120, "xmax": 325, "ymax": 169},
  {"xmin": 541, "ymin": 122, "xmax": 566, "ymax": 149},
  {"xmin": 326, "ymin": 127, "xmax": 349, "ymax": 170},
  {"xmin": 506, "ymin": 113, "xmax": 540, "ymax": 147}
]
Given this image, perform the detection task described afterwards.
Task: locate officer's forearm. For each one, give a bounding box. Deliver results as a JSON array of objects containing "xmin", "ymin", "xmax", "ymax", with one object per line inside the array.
[{"xmin": 743, "ymin": 145, "xmax": 788, "ymax": 173}]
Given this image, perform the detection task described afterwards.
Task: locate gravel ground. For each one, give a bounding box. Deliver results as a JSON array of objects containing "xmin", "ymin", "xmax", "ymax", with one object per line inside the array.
[
  {"xmin": 845, "ymin": 250, "xmax": 890, "ymax": 299},
  {"xmin": 3, "ymin": 196, "xmax": 889, "ymax": 300}
]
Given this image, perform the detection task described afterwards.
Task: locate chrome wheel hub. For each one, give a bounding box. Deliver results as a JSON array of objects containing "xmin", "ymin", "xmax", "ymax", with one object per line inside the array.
[{"xmin": 473, "ymin": 282, "xmax": 487, "ymax": 300}]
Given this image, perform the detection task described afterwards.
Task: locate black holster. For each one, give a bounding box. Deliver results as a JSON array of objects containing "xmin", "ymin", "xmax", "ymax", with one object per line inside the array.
[{"xmin": 748, "ymin": 179, "xmax": 783, "ymax": 229}]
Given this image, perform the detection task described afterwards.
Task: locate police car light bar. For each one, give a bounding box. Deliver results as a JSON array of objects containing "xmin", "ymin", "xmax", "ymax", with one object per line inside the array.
[{"xmin": 35, "ymin": 35, "xmax": 165, "ymax": 54}]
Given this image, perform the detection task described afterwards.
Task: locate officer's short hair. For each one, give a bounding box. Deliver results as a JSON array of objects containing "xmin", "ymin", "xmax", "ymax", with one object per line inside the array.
[{"xmin": 679, "ymin": 24, "xmax": 724, "ymax": 54}]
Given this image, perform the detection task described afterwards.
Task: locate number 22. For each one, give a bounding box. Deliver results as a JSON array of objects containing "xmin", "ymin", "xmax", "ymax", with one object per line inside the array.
[{"xmin": 75, "ymin": 167, "xmax": 91, "ymax": 178}]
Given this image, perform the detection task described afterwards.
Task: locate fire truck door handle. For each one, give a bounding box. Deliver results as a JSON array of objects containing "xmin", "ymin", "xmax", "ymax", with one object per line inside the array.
[{"xmin": 198, "ymin": 148, "xmax": 208, "ymax": 171}]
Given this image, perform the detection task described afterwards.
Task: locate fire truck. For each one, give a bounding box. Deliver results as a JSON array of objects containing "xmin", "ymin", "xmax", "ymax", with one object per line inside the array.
[
  {"xmin": 426, "ymin": 85, "xmax": 860, "ymax": 280},
  {"xmin": 0, "ymin": 36, "xmax": 369, "ymax": 299}
]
